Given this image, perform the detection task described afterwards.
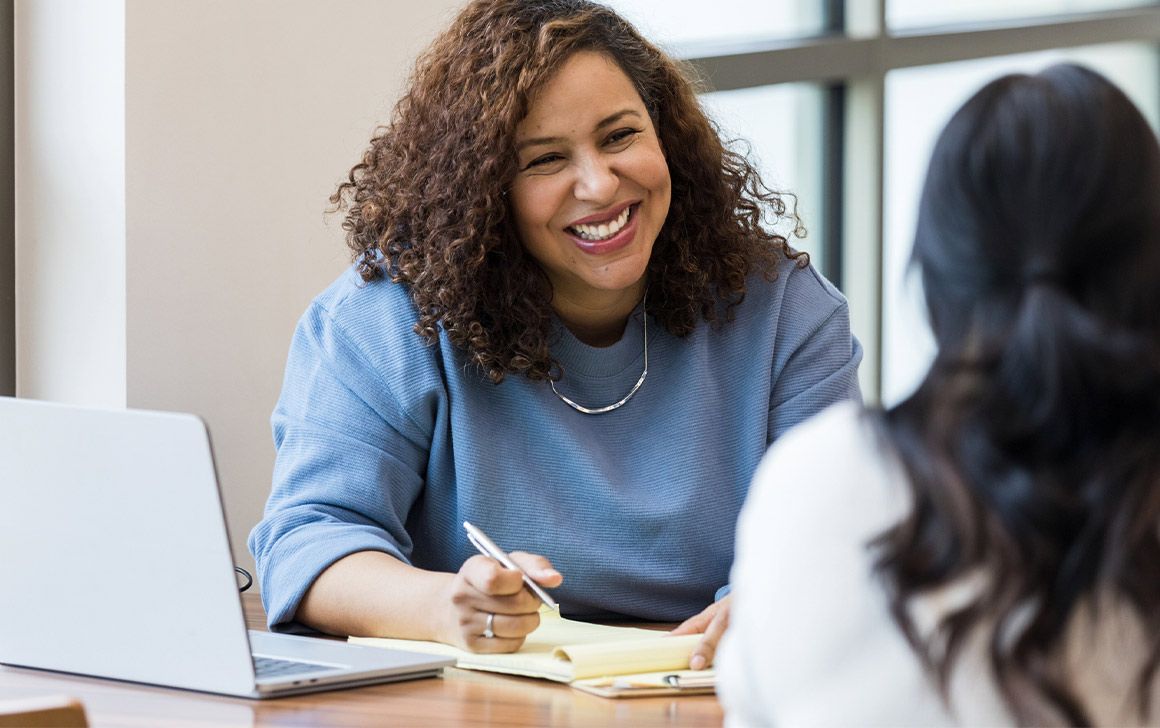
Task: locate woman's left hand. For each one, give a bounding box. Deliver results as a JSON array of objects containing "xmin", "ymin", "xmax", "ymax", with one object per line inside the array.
[{"xmin": 669, "ymin": 594, "xmax": 731, "ymax": 670}]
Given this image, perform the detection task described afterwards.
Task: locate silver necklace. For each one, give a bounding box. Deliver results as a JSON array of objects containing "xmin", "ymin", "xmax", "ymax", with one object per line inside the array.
[{"xmin": 550, "ymin": 298, "xmax": 648, "ymax": 415}]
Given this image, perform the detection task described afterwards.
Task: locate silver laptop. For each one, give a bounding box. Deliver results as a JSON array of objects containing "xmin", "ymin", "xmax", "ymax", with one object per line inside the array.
[{"xmin": 0, "ymin": 396, "xmax": 453, "ymax": 698}]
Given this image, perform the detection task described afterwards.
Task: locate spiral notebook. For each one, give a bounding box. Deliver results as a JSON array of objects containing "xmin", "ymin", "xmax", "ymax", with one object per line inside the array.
[{"xmin": 350, "ymin": 607, "xmax": 715, "ymax": 698}]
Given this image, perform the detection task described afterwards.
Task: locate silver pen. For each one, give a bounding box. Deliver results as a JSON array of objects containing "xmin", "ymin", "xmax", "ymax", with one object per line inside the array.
[{"xmin": 462, "ymin": 521, "xmax": 559, "ymax": 610}]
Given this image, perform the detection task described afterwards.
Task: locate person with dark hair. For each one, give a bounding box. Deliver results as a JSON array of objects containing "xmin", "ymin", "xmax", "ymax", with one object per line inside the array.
[
  {"xmin": 248, "ymin": 0, "xmax": 860, "ymax": 661},
  {"xmin": 719, "ymin": 63, "xmax": 1160, "ymax": 725}
]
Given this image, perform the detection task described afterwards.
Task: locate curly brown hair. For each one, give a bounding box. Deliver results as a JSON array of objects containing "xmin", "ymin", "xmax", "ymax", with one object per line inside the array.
[{"xmin": 331, "ymin": 0, "xmax": 804, "ymax": 383}]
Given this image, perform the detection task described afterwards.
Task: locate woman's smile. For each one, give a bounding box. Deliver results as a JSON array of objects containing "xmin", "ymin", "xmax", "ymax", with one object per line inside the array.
[{"xmin": 566, "ymin": 202, "xmax": 639, "ymax": 254}]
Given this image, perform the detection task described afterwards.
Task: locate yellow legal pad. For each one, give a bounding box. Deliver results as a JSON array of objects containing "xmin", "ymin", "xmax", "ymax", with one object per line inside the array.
[{"xmin": 349, "ymin": 608, "xmax": 715, "ymax": 697}]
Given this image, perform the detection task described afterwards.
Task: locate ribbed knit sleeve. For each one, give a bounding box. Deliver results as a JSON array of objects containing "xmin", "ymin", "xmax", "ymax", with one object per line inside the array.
[
  {"xmin": 767, "ymin": 265, "xmax": 863, "ymax": 443},
  {"xmin": 247, "ymin": 290, "xmax": 440, "ymax": 632}
]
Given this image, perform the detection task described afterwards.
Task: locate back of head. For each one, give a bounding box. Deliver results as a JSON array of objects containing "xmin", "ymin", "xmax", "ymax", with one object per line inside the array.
[
  {"xmin": 916, "ymin": 64, "xmax": 1160, "ymax": 419},
  {"xmin": 879, "ymin": 64, "xmax": 1160, "ymax": 725}
]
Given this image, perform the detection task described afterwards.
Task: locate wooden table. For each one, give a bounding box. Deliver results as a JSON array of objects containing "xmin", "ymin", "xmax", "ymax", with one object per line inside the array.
[{"xmin": 0, "ymin": 593, "xmax": 723, "ymax": 727}]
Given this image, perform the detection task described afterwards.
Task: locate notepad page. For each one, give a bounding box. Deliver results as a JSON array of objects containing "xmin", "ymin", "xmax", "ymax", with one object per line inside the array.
[
  {"xmin": 552, "ymin": 634, "xmax": 699, "ymax": 679},
  {"xmin": 349, "ymin": 608, "xmax": 699, "ymax": 682}
]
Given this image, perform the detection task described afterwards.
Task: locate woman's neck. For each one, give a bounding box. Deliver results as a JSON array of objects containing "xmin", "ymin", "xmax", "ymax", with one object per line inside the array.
[{"xmin": 552, "ymin": 285, "xmax": 645, "ymax": 347}]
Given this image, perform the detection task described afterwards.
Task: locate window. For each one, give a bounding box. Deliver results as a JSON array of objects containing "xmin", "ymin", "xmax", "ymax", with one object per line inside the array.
[
  {"xmin": 881, "ymin": 42, "xmax": 1160, "ymax": 404},
  {"xmin": 700, "ymin": 84, "xmax": 828, "ymax": 269}
]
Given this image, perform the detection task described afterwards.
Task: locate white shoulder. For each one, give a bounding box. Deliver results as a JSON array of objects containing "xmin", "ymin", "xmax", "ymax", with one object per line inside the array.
[
  {"xmin": 719, "ymin": 402, "xmax": 957, "ymax": 726},
  {"xmin": 746, "ymin": 401, "xmax": 908, "ymax": 540}
]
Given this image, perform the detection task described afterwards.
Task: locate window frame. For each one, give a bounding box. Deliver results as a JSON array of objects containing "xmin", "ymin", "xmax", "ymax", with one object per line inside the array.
[{"xmin": 676, "ymin": 2, "xmax": 1160, "ymax": 400}]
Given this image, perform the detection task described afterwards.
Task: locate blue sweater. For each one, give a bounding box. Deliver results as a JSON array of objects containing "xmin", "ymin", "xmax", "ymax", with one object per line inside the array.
[{"xmin": 249, "ymin": 257, "xmax": 862, "ymax": 630}]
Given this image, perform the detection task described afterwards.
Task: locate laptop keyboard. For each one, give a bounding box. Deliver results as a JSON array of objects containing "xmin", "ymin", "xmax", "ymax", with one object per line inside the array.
[{"xmin": 253, "ymin": 655, "xmax": 337, "ymax": 679}]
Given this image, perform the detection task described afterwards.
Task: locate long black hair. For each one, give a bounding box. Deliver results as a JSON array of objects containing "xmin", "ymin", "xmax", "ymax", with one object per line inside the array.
[{"xmin": 876, "ymin": 63, "xmax": 1160, "ymax": 725}]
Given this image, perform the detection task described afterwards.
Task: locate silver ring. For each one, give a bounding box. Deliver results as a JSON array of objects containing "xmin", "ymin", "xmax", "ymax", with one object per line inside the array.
[{"xmin": 483, "ymin": 612, "xmax": 495, "ymax": 639}]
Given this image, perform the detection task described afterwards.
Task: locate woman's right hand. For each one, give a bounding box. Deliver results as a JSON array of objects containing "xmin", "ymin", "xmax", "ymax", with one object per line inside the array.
[{"xmin": 438, "ymin": 551, "xmax": 563, "ymax": 653}]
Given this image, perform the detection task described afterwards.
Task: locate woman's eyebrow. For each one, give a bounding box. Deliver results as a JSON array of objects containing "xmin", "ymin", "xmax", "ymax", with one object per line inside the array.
[
  {"xmin": 516, "ymin": 134, "xmax": 565, "ymax": 152},
  {"xmin": 594, "ymin": 109, "xmax": 642, "ymax": 130},
  {"xmin": 516, "ymin": 109, "xmax": 644, "ymax": 152}
]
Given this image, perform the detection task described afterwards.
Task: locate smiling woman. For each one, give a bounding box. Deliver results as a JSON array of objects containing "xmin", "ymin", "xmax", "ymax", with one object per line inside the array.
[{"xmin": 248, "ymin": 0, "xmax": 861, "ymax": 669}]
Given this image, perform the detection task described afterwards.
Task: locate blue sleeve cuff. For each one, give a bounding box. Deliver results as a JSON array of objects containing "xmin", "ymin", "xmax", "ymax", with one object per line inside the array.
[{"xmin": 251, "ymin": 521, "xmax": 407, "ymax": 633}]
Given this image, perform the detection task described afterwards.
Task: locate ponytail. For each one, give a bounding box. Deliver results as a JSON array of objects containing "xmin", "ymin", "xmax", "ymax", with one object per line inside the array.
[{"xmin": 997, "ymin": 281, "xmax": 1160, "ymax": 442}]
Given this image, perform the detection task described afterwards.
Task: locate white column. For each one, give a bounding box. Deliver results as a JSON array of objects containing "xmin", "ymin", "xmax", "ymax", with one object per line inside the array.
[{"xmin": 15, "ymin": 0, "xmax": 127, "ymax": 406}]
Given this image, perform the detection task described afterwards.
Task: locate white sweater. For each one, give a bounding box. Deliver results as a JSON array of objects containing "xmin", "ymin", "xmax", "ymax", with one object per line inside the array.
[{"xmin": 718, "ymin": 401, "xmax": 1157, "ymax": 727}]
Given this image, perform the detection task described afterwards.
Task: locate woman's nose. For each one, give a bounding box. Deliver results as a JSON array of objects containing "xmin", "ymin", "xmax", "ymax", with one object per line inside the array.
[{"xmin": 572, "ymin": 154, "xmax": 618, "ymax": 203}]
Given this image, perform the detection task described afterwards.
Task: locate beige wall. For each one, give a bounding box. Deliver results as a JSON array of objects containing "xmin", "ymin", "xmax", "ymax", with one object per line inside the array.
[{"xmin": 17, "ymin": 0, "xmax": 464, "ymax": 573}]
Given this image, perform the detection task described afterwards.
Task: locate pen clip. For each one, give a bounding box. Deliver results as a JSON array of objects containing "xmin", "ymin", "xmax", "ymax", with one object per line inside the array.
[
  {"xmin": 465, "ymin": 531, "xmax": 491, "ymax": 560},
  {"xmin": 663, "ymin": 673, "xmax": 716, "ymax": 690}
]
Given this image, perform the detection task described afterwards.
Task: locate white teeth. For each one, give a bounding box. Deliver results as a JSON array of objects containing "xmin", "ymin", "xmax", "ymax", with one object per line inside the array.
[{"xmin": 571, "ymin": 206, "xmax": 632, "ymax": 241}]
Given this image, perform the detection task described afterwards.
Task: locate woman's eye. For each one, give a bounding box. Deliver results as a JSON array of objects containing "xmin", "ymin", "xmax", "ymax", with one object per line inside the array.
[
  {"xmin": 524, "ymin": 154, "xmax": 564, "ymax": 171},
  {"xmin": 606, "ymin": 128, "xmax": 642, "ymax": 146}
]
